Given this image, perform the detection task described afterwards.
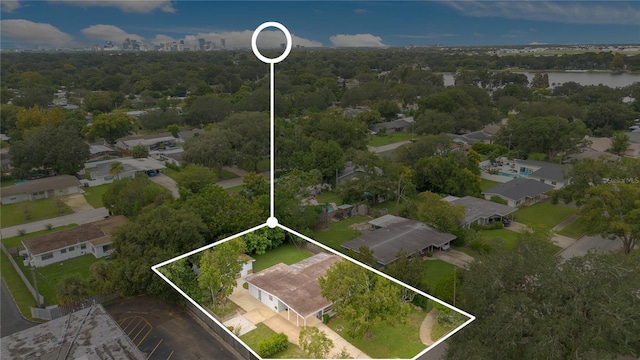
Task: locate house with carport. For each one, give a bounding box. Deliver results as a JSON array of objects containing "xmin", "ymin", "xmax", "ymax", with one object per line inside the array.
[
  {"xmin": 21, "ymin": 216, "xmax": 127, "ymax": 267},
  {"xmin": 1, "ymin": 175, "xmax": 81, "ymax": 205},
  {"xmin": 342, "ymin": 215, "xmax": 456, "ymax": 267},
  {"xmin": 515, "ymin": 159, "xmax": 571, "ymax": 190},
  {"xmin": 244, "ymin": 252, "xmax": 340, "ymax": 327},
  {"xmin": 444, "ymin": 195, "xmax": 517, "ymax": 229},
  {"xmin": 482, "ymin": 178, "xmax": 555, "ymax": 208}
]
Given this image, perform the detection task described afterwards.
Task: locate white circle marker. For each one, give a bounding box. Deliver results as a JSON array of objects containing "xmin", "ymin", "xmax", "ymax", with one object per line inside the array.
[
  {"xmin": 266, "ymin": 216, "xmax": 279, "ymax": 228},
  {"xmin": 251, "ymin": 21, "xmax": 292, "ymax": 64}
]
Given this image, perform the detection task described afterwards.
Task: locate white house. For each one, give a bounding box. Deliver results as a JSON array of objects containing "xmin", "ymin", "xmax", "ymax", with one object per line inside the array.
[
  {"xmin": 244, "ymin": 252, "xmax": 340, "ymax": 327},
  {"xmin": 515, "ymin": 159, "xmax": 571, "ymax": 190},
  {"xmin": 82, "ymin": 157, "xmax": 166, "ymax": 186},
  {"xmin": 1, "ymin": 175, "xmax": 81, "ymax": 205},
  {"xmin": 482, "ymin": 178, "xmax": 555, "ymax": 208},
  {"xmin": 21, "ymin": 216, "xmax": 127, "ymax": 267}
]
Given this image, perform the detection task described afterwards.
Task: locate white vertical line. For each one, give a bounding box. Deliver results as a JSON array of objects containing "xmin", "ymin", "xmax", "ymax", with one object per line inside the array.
[{"xmin": 270, "ymin": 62, "xmax": 275, "ymax": 219}]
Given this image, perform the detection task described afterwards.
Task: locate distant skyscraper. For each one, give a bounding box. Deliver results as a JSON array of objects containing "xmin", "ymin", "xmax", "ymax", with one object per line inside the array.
[
  {"xmin": 221, "ymin": 38, "xmax": 226, "ymax": 48},
  {"xmin": 198, "ymin": 38, "xmax": 205, "ymax": 51}
]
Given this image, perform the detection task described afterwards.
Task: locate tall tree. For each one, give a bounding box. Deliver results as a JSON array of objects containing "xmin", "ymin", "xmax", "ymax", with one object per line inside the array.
[
  {"xmin": 198, "ymin": 238, "xmax": 246, "ymax": 307},
  {"xmin": 102, "ymin": 174, "xmax": 172, "ymax": 217},
  {"xmin": 82, "ymin": 113, "xmax": 138, "ymax": 143},
  {"xmin": 415, "ymin": 191, "xmax": 465, "ymax": 234},
  {"xmin": 159, "ymin": 258, "xmax": 204, "ymax": 303},
  {"xmin": 319, "ymin": 260, "xmax": 410, "ymax": 338},
  {"xmin": 182, "ymin": 128, "xmax": 234, "ymax": 178},
  {"xmin": 174, "ymin": 164, "xmax": 218, "ymax": 196},
  {"xmin": 131, "ymin": 144, "xmax": 149, "ymax": 158},
  {"xmin": 448, "ymin": 237, "xmax": 640, "ymax": 359},
  {"xmin": 580, "ymin": 183, "xmax": 640, "ymax": 255},
  {"xmin": 111, "ymin": 205, "xmax": 207, "ymax": 299},
  {"xmin": 56, "ymin": 274, "xmax": 89, "ymax": 306}
]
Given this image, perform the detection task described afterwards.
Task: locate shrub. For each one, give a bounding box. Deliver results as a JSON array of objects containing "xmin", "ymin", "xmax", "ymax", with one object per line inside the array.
[
  {"xmin": 489, "ymin": 196, "xmax": 508, "ymax": 205},
  {"xmin": 45, "ymin": 223, "xmax": 53, "ymax": 230},
  {"xmin": 323, "ymin": 313, "xmax": 330, "ymax": 324},
  {"xmin": 412, "ymin": 295, "xmax": 433, "ymax": 312},
  {"xmin": 242, "ymin": 282, "xmax": 248, "ymax": 290},
  {"xmin": 258, "ymin": 333, "xmax": 288, "ymax": 357}
]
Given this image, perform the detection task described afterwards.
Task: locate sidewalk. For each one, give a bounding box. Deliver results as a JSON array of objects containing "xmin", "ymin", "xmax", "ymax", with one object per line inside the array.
[{"xmin": 419, "ymin": 308, "xmax": 438, "ymax": 346}]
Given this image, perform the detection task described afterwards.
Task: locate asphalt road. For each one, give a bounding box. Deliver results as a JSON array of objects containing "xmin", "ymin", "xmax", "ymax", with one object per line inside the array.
[
  {"xmin": 559, "ymin": 234, "xmax": 624, "ymax": 260},
  {"xmin": 105, "ymin": 296, "xmax": 243, "ymax": 360},
  {"xmin": 0, "ymin": 278, "xmax": 38, "ymax": 338},
  {"xmin": 1, "ymin": 207, "xmax": 109, "ymax": 238}
]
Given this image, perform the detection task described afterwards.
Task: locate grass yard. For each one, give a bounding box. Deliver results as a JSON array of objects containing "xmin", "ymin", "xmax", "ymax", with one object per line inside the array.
[
  {"xmin": 327, "ymin": 305, "xmax": 427, "ymax": 359},
  {"xmin": 16, "ymin": 254, "xmax": 100, "ymax": 306},
  {"xmin": 0, "ymin": 251, "xmax": 40, "ymax": 321},
  {"xmin": 368, "ymin": 132, "xmax": 416, "ymax": 147},
  {"xmin": 82, "ymin": 184, "xmax": 109, "ymax": 208},
  {"xmin": 240, "ymin": 323, "xmax": 305, "ymax": 359},
  {"xmin": 1, "ymin": 198, "xmax": 73, "ymax": 228},
  {"xmin": 480, "ymin": 179, "xmax": 501, "ymax": 192},
  {"xmin": 308, "ymin": 215, "xmax": 369, "ymax": 251},
  {"xmin": 316, "ymin": 191, "xmax": 343, "ymax": 206},
  {"xmin": 1, "ymin": 178, "xmax": 22, "ymax": 187},
  {"xmin": 557, "ymin": 217, "xmax": 589, "ymax": 239},
  {"xmin": 422, "ymin": 259, "xmax": 456, "ymax": 291},
  {"xmin": 1, "ymin": 224, "xmax": 78, "ymax": 249},
  {"xmin": 252, "ymin": 243, "xmax": 313, "ymax": 273},
  {"xmin": 480, "ymin": 228, "xmax": 521, "ymax": 251},
  {"xmin": 161, "ymin": 167, "xmax": 181, "ymax": 181},
  {"xmin": 430, "ymin": 313, "xmax": 460, "ymax": 341},
  {"xmin": 224, "ymin": 184, "xmax": 245, "ymax": 193},
  {"xmin": 515, "ymin": 202, "xmax": 577, "ymax": 229}
]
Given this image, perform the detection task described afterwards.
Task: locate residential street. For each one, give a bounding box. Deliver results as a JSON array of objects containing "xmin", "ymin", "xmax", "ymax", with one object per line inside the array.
[
  {"xmin": 559, "ymin": 235, "xmax": 624, "ymax": 260},
  {"xmin": 0, "ymin": 279, "xmax": 38, "ymax": 337},
  {"xmin": 367, "ymin": 140, "xmax": 412, "ymax": 154},
  {"xmin": 1, "ymin": 207, "xmax": 109, "ymax": 238}
]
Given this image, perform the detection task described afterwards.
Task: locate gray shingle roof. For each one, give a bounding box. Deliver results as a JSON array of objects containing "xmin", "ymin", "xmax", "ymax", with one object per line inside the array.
[
  {"xmin": 450, "ymin": 196, "xmax": 517, "ymax": 225},
  {"xmin": 482, "ymin": 178, "xmax": 555, "ymax": 202},
  {"xmin": 342, "ymin": 216, "xmax": 456, "ymax": 265},
  {"xmin": 370, "ymin": 119, "xmax": 411, "ymax": 132},
  {"xmin": 1, "ymin": 175, "xmax": 80, "ymax": 197},
  {"xmin": 516, "ymin": 159, "xmax": 569, "ymax": 182}
]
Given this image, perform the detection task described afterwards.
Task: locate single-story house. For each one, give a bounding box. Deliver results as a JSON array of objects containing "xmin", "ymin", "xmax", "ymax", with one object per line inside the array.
[
  {"xmin": 336, "ymin": 161, "xmax": 383, "ymax": 185},
  {"xmin": 482, "ymin": 178, "xmax": 555, "ymax": 208},
  {"xmin": 89, "ymin": 144, "xmax": 120, "ymax": 159},
  {"xmin": 21, "ymin": 215, "xmax": 127, "ymax": 267},
  {"xmin": 116, "ymin": 133, "xmax": 178, "ymax": 152},
  {"xmin": 342, "ymin": 215, "xmax": 457, "ymax": 267},
  {"xmin": 178, "ymin": 128, "xmax": 204, "ymax": 142},
  {"xmin": 515, "ymin": 159, "xmax": 571, "ymax": 189},
  {"xmin": 154, "ymin": 149, "xmax": 184, "ymax": 167},
  {"xmin": 244, "ymin": 252, "xmax": 340, "ymax": 327},
  {"xmin": 82, "ymin": 157, "xmax": 166, "ymax": 186},
  {"xmin": 1, "ymin": 175, "xmax": 81, "ymax": 205},
  {"xmin": 370, "ymin": 117, "xmax": 414, "ymax": 135},
  {"xmin": 445, "ymin": 196, "xmax": 517, "ymax": 229}
]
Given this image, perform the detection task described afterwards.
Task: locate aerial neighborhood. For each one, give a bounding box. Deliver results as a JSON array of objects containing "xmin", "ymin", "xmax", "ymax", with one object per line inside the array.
[{"xmin": 2, "ymin": 33, "xmax": 640, "ymax": 360}]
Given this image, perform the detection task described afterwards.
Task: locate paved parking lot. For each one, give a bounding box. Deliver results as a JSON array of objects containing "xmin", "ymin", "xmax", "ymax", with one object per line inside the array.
[{"xmin": 105, "ymin": 296, "xmax": 243, "ymax": 360}]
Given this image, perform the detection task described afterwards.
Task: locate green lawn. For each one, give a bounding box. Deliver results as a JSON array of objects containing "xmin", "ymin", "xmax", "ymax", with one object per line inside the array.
[
  {"xmin": 0, "ymin": 251, "xmax": 40, "ymax": 321},
  {"xmin": 224, "ymin": 184, "xmax": 245, "ymax": 193},
  {"xmin": 422, "ymin": 259, "xmax": 456, "ymax": 290},
  {"xmin": 480, "ymin": 179, "xmax": 501, "ymax": 192},
  {"xmin": 1, "ymin": 224, "xmax": 78, "ymax": 249},
  {"xmin": 515, "ymin": 202, "xmax": 577, "ymax": 229},
  {"xmin": 316, "ymin": 191, "xmax": 343, "ymax": 206},
  {"xmin": 1, "ymin": 178, "xmax": 22, "ymax": 187},
  {"xmin": 83, "ymin": 184, "xmax": 109, "ymax": 208},
  {"xmin": 1, "ymin": 198, "xmax": 74, "ymax": 228},
  {"xmin": 327, "ymin": 305, "xmax": 427, "ymax": 359},
  {"xmin": 480, "ymin": 228, "xmax": 521, "ymax": 251},
  {"xmin": 430, "ymin": 312, "xmax": 460, "ymax": 341},
  {"xmin": 15, "ymin": 254, "xmax": 100, "ymax": 306},
  {"xmin": 252, "ymin": 243, "xmax": 313, "ymax": 273},
  {"xmin": 240, "ymin": 323, "xmax": 305, "ymax": 359},
  {"xmin": 308, "ymin": 215, "xmax": 369, "ymax": 251},
  {"xmin": 161, "ymin": 167, "xmax": 181, "ymax": 181},
  {"xmin": 557, "ymin": 217, "xmax": 589, "ymax": 239},
  {"xmin": 368, "ymin": 132, "xmax": 416, "ymax": 147}
]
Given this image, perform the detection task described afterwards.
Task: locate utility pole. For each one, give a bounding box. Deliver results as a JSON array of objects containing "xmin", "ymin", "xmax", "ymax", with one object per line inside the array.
[{"xmin": 453, "ymin": 266, "xmax": 456, "ymax": 307}]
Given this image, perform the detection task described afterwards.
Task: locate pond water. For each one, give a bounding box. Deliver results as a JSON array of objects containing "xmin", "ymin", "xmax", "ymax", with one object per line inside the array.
[{"xmin": 443, "ymin": 72, "xmax": 640, "ymax": 88}]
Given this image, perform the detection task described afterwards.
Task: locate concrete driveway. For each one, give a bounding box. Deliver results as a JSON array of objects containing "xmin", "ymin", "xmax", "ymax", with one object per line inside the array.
[
  {"xmin": 559, "ymin": 235, "xmax": 624, "ymax": 260},
  {"xmin": 150, "ymin": 173, "xmax": 179, "ymax": 199}
]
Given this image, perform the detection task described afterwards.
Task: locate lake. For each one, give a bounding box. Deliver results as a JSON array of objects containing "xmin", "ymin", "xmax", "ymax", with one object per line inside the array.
[{"xmin": 443, "ymin": 71, "xmax": 640, "ymax": 88}]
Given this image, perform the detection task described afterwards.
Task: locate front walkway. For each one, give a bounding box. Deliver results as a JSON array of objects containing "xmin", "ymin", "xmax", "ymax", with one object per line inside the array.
[
  {"xmin": 228, "ymin": 281, "xmax": 370, "ymax": 359},
  {"xmin": 419, "ymin": 308, "xmax": 439, "ymax": 346}
]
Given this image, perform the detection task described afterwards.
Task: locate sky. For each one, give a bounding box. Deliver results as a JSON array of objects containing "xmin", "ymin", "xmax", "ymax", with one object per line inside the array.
[{"xmin": 1, "ymin": 1, "xmax": 639, "ymax": 50}]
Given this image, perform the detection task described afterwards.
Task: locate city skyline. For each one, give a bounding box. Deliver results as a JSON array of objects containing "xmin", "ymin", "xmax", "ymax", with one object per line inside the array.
[{"xmin": 1, "ymin": 1, "xmax": 639, "ymax": 50}]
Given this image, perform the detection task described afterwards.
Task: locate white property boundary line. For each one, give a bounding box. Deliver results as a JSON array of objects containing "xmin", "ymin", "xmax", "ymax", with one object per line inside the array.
[{"xmin": 152, "ymin": 21, "xmax": 475, "ymax": 360}]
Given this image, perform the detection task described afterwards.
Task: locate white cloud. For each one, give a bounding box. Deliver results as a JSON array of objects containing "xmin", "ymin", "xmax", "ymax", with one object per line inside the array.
[
  {"xmin": 150, "ymin": 34, "xmax": 176, "ymax": 45},
  {"xmin": 0, "ymin": 19, "xmax": 74, "ymax": 46},
  {"xmin": 82, "ymin": 24, "xmax": 143, "ymax": 43},
  {"xmin": 330, "ymin": 34, "xmax": 386, "ymax": 47},
  {"xmin": 176, "ymin": 30, "xmax": 322, "ymax": 48},
  {"xmin": 49, "ymin": 0, "xmax": 176, "ymax": 13},
  {"xmin": 1, "ymin": 0, "xmax": 21, "ymax": 13},
  {"xmin": 446, "ymin": 1, "xmax": 640, "ymax": 25},
  {"xmin": 392, "ymin": 33, "xmax": 459, "ymax": 39}
]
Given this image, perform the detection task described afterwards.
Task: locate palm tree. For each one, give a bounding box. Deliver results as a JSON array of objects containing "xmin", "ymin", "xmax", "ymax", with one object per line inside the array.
[
  {"xmin": 109, "ymin": 161, "xmax": 124, "ymax": 180},
  {"xmin": 56, "ymin": 274, "xmax": 89, "ymax": 306}
]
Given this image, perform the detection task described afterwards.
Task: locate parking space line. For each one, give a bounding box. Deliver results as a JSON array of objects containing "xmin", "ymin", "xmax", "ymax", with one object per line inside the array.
[
  {"xmin": 131, "ymin": 321, "xmax": 152, "ymax": 343},
  {"xmin": 136, "ymin": 325, "xmax": 153, "ymax": 346},
  {"xmin": 119, "ymin": 317, "xmax": 135, "ymax": 332},
  {"xmin": 127, "ymin": 318, "xmax": 144, "ymax": 336},
  {"xmin": 146, "ymin": 339, "xmax": 163, "ymax": 360},
  {"xmin": 166, "ymin": 350, "xmax": 174, "ymax": 360}
]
